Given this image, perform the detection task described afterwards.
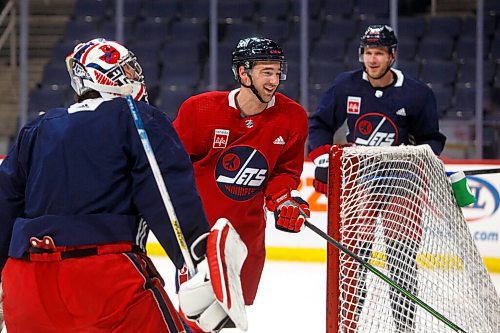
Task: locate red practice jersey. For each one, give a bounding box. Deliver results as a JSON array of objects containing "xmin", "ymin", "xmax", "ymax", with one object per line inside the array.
[{"xmin": 174, "ymin": 89, "xmax": 308, "ymax": 304}]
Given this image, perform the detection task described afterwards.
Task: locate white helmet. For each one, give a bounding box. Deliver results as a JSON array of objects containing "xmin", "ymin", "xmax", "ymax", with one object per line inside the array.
[{"xmin": 66, "ymin": 38, "xmax": 148, "ymax": 102}]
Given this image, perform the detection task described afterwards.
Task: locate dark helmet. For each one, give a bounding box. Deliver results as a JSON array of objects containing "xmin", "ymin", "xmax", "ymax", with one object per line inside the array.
[
  {"xmin": 231, "ymin": 37, "xmax": 288, "ymax": 82},
  {"xmin": 358, "ymin": 24, "xmax": 398, "ymax": 62}
]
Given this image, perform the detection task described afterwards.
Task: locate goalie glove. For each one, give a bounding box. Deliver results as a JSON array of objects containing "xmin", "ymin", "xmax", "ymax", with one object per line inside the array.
[
  {"xmin": 179, "ymin": 218, "xmax": 248, "ymax": 332},
  {"xmin": 308, "ymin": 145, "xmax": 331, "ymax": 195},
  {"xmin": 267, "ymin": 189, "xmax": 310, "ymax": 233}
]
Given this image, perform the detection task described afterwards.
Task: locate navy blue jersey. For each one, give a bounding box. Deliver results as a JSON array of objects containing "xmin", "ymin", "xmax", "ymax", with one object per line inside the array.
[
  {"xmin": 0, "ymin": 97, "xmax": 209, "ymax": 274},
  {"xmin": 309, "ymin": 69, "xmax": 446, "ymax": 154}
]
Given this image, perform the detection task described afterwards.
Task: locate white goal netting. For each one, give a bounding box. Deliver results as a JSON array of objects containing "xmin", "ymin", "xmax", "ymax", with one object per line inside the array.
[{"xmin": 328, "ymin": 145, "xmax": 500, "ymax": 333}]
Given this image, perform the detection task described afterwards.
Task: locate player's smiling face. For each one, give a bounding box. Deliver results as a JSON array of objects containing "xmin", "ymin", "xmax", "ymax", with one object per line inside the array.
[
  {"xmin": 362, "ymin": 47, "xmax": 393, "ymax": 79},
  {"xmin": 249, "ymin": 61, "xmax": 281, "ymax": 102}
]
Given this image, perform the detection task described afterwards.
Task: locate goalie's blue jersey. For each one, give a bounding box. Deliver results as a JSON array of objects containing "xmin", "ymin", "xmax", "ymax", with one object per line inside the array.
[
  {"xmin": 309, "ymin": 68, "xmax": 446, "ymax": 154},
  {"xmin": 0, "ymin": 97, "xmax": 209, "ymax": 274}
]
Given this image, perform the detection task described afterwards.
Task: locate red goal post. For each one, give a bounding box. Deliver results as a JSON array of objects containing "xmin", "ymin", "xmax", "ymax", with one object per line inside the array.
[{"xmin": 326, "ymin": 144, "xmax": 500, "ymax": 333}]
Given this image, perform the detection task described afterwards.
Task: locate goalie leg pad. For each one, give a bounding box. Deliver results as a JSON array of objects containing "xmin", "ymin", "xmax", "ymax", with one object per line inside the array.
[{"xmin": 207, "ymin": 218, "xmax": 248, "ymax": 331}]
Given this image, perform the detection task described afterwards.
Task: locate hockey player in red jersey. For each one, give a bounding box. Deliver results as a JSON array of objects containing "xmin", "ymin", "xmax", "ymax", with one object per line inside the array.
[
  {"xmin": 0, "ymin": 38, "xmax": 247, "ymax": 333},
  {"xmin": 174, "ymin": 37, "xmax": 310, "ymax": 332}
]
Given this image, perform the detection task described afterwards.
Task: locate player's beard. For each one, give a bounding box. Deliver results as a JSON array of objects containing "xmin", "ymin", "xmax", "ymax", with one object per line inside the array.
[
  {"xmin": 257, "ymin": 85, "xmax": 278, "ymax": 103},
  {"xmin": 365, "ymin": 64, "xmax": 391, "ymax": 81}
]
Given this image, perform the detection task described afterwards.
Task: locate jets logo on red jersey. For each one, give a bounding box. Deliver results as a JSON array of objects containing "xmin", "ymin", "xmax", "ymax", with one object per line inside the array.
[
  {"xmin": 215, "ymin": 146, "xmax": 268, "ymax": 201},
  {"xmin": 353, "ymin": 113, "xmax": 398, "ymax": 146}
]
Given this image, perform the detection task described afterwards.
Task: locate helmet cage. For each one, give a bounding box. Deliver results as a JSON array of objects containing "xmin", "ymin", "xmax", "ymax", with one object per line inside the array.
[{"xmin": 232, "ymin": 58, "xmax": 288, "ymax": 82}]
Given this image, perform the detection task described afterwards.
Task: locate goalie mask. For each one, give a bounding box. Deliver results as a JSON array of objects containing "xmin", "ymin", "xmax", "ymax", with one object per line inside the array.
[{"xmin": 66, "ymin": 38, "xmax": 148, "ymax": 102}]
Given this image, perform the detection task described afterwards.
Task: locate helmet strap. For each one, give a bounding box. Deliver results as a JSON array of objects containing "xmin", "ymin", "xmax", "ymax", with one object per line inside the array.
[{"xmin": 239, "ymin": 71, "xmax": 268, "ymax": 104}]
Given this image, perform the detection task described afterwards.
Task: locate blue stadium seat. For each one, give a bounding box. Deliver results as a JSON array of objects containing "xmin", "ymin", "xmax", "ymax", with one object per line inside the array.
[
  {"xmin": 141, "ymin": 1, "xmax": 177, "ymax": 20},
  {"xmin": 73, "ymin": 0, "xmax": 109, "ymax": 21},
  {"xmin": 141, "ymin": 62, "xmax": 161, "ymax": 87},
  {"xmin": 396, "ymin": 16, "xmax": 426, "ymax": 40},
  {"xmin": 277, "ymin": 82, "xmax": 299, "ymax": 101},
  {"xmin": 99, "ymin": 20, "xmax": 135, "ymax": 43},
  {"xmin": 41, "ymin": 61, "xmax": 71, "ymax": 91},
  {"xmin": 396, "ymin": 60, "xmax": 420, "ymax": 79},
  {"xmin": 461, "ymin": 15, "xmax": 497, "ymax": 39},
  {"xmin": 322, "ymin": 19, "xmax": 357, "ymax": 44},
  {"xmin": 420, "ymin": 60, "xmax": 458, "ymax": 88},
  {"xmin": 28, "ymin": 89, "xmax": 67, "ymax": 115},
  {"xmin": 452, "ymin": 86, "xmax": 476, "ymax": 118},
  {"xmin": 425, "ymin": 16, "xmax": 462, "ymax": 40},
  {"xmin": 397, "ymin": 40, "xmax": 418, "ymax": 61},
  {"xmin": 290, "ymin": 0, "xmax": 322, "ymax": 19},
  {"xmin": 432, "ymin": 85, "xmax": 453, "ymax": 117},
  {"xmin": 63, "ymin": 19, "xmax": 100, "ymax": 44},
  {"xmin": 256, "ymin": 0, "xmax": 290, "ymax": 21},
  {"xmin": 324, "ymin": 0, "xmax": 355, "ymax": 18},
  {"xmin": 288, "ymin": 20, "xmax": 323, "ymax": 42},
  {"xmin": 281, "ymin": 40, "xmax": 301, "ymax": 64},
  {"xmin": 455, "ymin": 36, "xmax": 490, "ymax": 61},
  {"xmin": 490, "ymin": 33, "xmax": 500, "ymax": 61},
  {"xmin": 222, "ymin": 22, "xmax": 259, "ymax": 45},
  {"xmin": 157, "ymin": 86, "xmax": 193, "ymax": 120},
  {"xmin": 457, "ymin": 60, "xmax": 497, "ymax": 87},
  {"xmin": 51, "ymin": 40, "xmax": 79, "ymax": 63},
  {"xmin": 168, "ymin": 20, "xmax": 208, "ymax": 43},
  {"xmin": 134, "ymin": 20, "xmax": 169, "ymax": 44},
  {"xmin": 259, "ymin": 20, "xmax": 290, "ymax": 43},
  {"xmin": 219, "ymin": 0, "xmax": 255, "ymax": 21},
  {"xmin": 161, "ymin": 63, "xmax": 200, "ymax": 88},
  {"xmin": 356, "ymin": 0, "xmax": 389, "ymax": 19},
  {"xmin": 178, "ymin": 0, "xmax": 209, "ymax": 20},
  {"xmin": 311, "ymin": 40, "xmax": 346, "ymax": 63},
  {"xmin": 129, "ymin": 39, "xmax": 163, "ymax": 66},
  {"xmin": 163, "ymin": 41, "xmax": 201, "ymax": 65},
  {"xmin": 310, "ymin": 61, "xmax": 345, "ymax": 87},
  {"xmin": 418, "ymin": 37, "xmax": 454, "ymax": 61}
]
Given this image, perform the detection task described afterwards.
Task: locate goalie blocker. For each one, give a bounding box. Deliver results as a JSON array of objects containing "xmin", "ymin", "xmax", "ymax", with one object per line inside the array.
[{"xmin": 179, "ymin": 218, "xmax": 248, "ymax": 332}]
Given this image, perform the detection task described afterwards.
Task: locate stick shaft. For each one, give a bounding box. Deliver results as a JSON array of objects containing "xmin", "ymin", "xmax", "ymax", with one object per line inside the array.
[
  {"xmin": 125, "ymin": 96, "xmax": 196, "ymax": 276},
  {"xmin": 462, "ymin": 168, "xmax": 500, "ymax": 176},
  {"xmin": 304, "ymin": 221, "xmax": 466, "ymax": 332}
]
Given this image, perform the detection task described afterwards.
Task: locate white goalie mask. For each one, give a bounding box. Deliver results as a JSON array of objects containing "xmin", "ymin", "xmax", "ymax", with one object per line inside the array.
[{"xmin": 66, "ymin": 38, "xmax": 148, "ymax": 102}]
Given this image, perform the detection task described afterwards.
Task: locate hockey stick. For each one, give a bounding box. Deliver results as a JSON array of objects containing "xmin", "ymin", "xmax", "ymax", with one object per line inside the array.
[
  {"xmin": 304, "ymin": 220, "xmax": 467, "ymax": 333},
  {"xmin": 124, "ymin": 95, "xmax": 196, "ymax": 277},
  {"xmin": 446, "ymin": 167, "xmax": 500, "ymax": 176}
]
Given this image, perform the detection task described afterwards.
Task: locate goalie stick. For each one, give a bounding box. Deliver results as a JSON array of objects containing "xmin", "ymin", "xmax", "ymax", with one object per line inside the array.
[
  {"xmin": 124, "ymin": 95, "xmax": 196, "ymax": 277},
  {"xmin": 304, "ymin": 220, "xmax": 467, "ymax": 333}
]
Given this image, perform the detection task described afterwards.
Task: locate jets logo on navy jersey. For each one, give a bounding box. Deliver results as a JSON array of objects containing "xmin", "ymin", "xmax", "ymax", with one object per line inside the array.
[
  {"xmin": 215, "ymin": 146, "xmax": 268, "ymax": 201},
  {"xmin": 353, "ymin": 113, "xmax": 398, "ymax": 146}
]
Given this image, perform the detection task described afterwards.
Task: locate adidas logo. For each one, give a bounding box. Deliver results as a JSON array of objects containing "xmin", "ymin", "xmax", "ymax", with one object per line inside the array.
[
  {"xmin": 273, "ymin": 136, "xmax": 285, "ymax": 145},
  {"xmin": 396, "ymin": 108, "xmax": 407, "ymax": 116}
]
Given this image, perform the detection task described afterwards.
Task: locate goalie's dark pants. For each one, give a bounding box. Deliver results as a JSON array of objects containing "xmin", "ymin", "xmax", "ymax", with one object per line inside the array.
[
  {"xmin": 1, "ymin": 243, "xmax": 187, "ymax": 333},
  {"xmin": 356, "ymin": 240, "xmax": 419, "ymax": 331}
]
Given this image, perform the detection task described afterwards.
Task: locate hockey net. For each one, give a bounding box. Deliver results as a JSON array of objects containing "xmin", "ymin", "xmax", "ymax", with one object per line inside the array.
[{"xmin": 326, "ymin": 144, "xmax": 500, "ymax": 333}]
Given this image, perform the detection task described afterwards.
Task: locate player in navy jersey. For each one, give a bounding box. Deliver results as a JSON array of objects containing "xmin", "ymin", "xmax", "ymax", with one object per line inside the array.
[
  {"xmin": 174, "ymin": 37, "xmax": 310, "ymax": 333},
  {"xmin": 0, "ymin": 38, "xmax": 247, "ymax": 333},
  {"xmin": 308, "ymin": 25, "xmax": 446, "ymax": 332}
]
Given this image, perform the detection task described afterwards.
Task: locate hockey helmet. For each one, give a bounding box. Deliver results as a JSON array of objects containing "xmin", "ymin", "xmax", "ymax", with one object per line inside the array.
[
  {"xmin": 358, "ymin": 25, "xmax": 398, "ymax": 62},
  {"xmin": 231, "ymin": 37, "xmax": 288, "ymax": 81},
  {"xmin": 66, "ymin": 38, "xmax": 148, "ymax": 102}
]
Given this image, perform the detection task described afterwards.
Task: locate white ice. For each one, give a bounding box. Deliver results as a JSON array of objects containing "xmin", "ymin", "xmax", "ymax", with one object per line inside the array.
[{"xmin": 2, "ymin": 258, "xmax": 500, "ymax": 333}]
